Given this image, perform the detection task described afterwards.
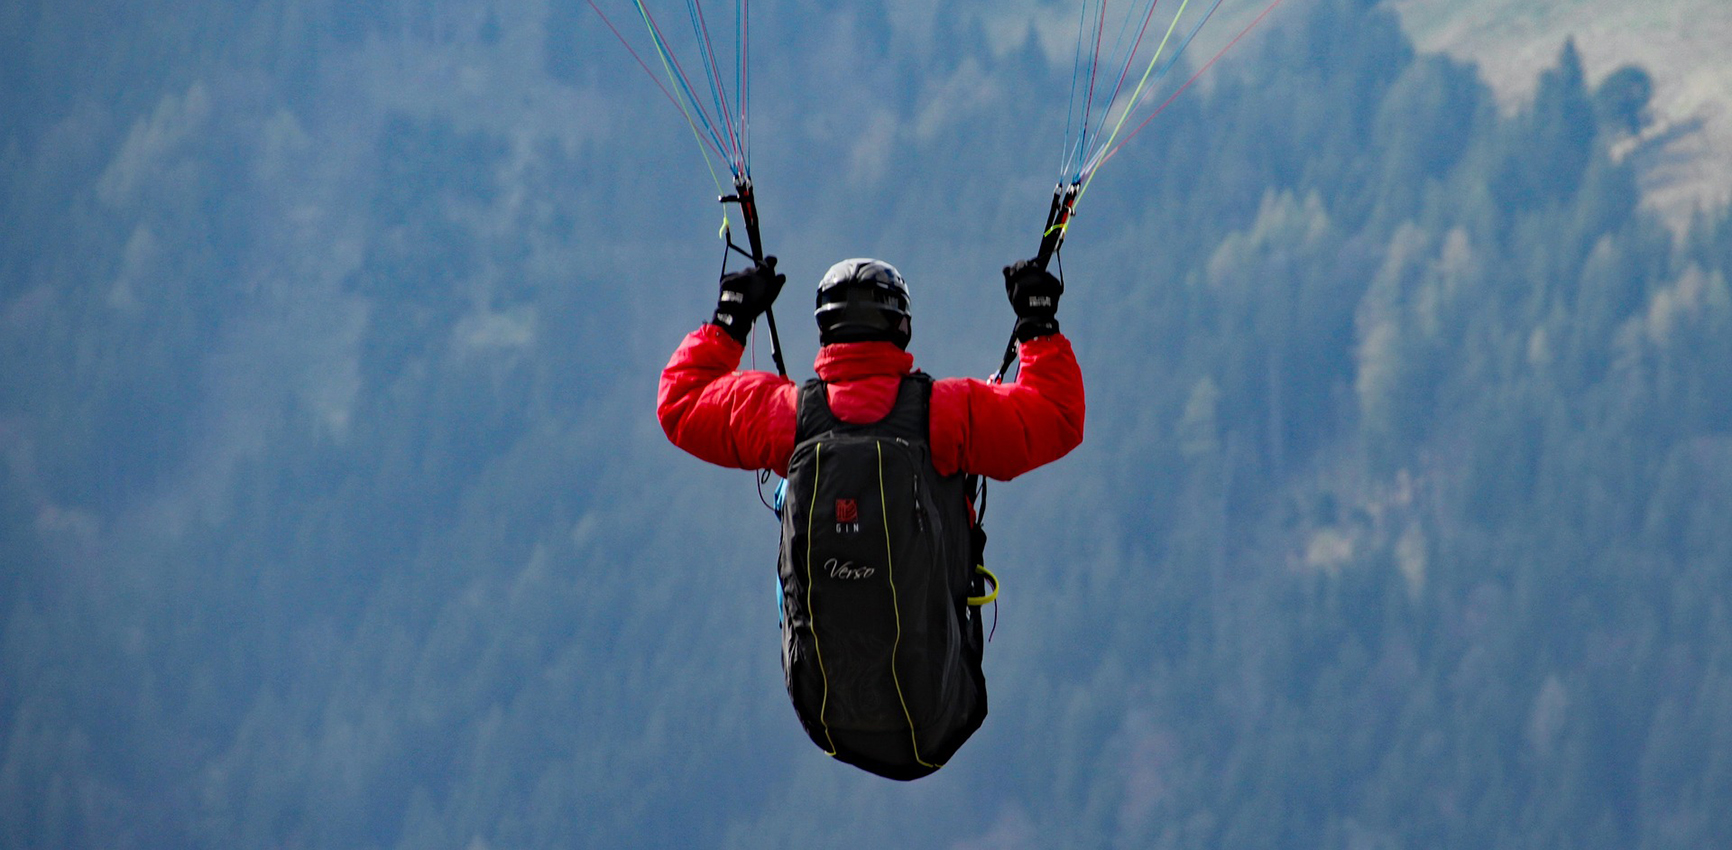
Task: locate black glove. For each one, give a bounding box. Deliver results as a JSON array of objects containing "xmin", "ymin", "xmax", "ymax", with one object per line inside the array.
[
  {"xmin": 712, "ymin": 256, "xmax": 786, "ymax": 343},
  {"xmin": 1003, "ymin": 259, "xmax": 1063, "ymax": 341}
]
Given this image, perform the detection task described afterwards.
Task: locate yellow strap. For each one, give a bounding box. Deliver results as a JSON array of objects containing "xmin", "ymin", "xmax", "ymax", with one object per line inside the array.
[{"xmin": 967, "ymin": 564, "xmax": 999, "ymax": 606}]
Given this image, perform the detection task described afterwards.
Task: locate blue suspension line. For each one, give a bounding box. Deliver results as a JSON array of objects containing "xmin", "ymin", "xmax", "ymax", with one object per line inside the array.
[
  {"xmin": 741, "ymin": 0, "xmax": 748, "ymax": 174},
  {"xmin": 1081, "ymin": 0, "xmax": 1226, "ymax": 178},
  {"xmin": 1060, "ymin": 0, "xmax": 1092, "ymax": 179},
  {"xmin": 685, "ymin": 0, "xmax": 741, "ymax": 170},
  {"xmin": 1074, "ymin": 1, "xmax": 1107, "ymax": 182},
  {"xmin": 1088, "ymin": 0, "xmax": 1166, "ymax": 174},
  {"xmin": 636, "ymin": 0, "xmax": 733, "ymax": 166}
]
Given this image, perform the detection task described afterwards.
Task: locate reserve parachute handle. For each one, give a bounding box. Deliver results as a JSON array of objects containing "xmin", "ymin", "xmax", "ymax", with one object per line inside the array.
[{"xmin": 967, "ymin": 565, "xmax": 999, "ymax": 607}]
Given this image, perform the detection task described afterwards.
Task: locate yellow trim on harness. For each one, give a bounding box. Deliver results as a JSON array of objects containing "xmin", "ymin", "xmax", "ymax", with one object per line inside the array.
[
  {"xmin": 879, "ymin": 441, "xmax": 941, "ymax": 771},
  {"xmin": 805, "ymin": 443, "xmax": 837, "ymax": 756},
  {"xmin": 967, "ymin": 564, "xmax": 1000, "ymax": 606}
]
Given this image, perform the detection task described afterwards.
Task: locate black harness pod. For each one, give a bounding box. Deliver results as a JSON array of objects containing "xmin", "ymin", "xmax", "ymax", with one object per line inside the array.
[{"xmin": 778, "ymin": 374, "xmax": 988, "ymax": 780}]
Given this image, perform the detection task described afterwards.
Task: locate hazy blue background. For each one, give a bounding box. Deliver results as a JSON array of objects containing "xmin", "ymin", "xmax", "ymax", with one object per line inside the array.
[{"xmin": 5, "ymin": 0, "xmax": 1732, "ymax": 847}]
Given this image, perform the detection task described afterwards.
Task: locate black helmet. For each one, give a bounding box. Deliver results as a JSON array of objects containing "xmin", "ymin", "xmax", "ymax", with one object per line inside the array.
[{"xmin": 815, "ymin": 258, "xmax": 912, "ymax": 348}]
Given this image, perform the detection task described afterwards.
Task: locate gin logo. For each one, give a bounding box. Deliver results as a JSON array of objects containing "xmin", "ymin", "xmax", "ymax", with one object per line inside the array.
[{"xmin": 834, "ymin": 498, "xmax": 861, "ymax": 533}]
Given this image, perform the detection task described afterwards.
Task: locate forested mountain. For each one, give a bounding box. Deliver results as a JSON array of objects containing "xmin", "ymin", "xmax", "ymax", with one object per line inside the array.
[{"xmin": 5, "ymin": 1, "xmax": 1732, "ymax": 847}]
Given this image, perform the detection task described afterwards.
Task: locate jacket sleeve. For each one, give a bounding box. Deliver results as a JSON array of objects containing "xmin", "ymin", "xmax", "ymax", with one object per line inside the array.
[
  {"xmin": 657, "ymin": 323, "xmax": 798, "ymax": 475},
  {"xmin": 930, "ymin": 333, "xmax": 1085, "ymax": 481}
]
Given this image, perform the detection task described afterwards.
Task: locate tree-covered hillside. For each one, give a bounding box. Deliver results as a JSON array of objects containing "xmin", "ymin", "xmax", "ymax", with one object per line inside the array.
[{"xmin": 4, "ymin": 1, "xmax": 1732, "ymax": 847}]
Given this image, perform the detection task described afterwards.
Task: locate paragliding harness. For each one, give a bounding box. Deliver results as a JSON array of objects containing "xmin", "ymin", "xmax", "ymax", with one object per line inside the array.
[{"xmin": 774, "ymin": 373, "xmax": 998, "ymax": 781}]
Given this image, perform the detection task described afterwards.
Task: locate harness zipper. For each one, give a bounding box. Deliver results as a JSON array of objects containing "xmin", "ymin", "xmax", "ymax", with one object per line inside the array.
[{"xmin": 900, "ymin": 439, "xmax": 926, "ymax": 532}]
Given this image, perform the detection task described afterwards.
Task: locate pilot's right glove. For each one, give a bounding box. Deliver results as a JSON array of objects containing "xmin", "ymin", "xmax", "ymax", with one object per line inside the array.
[
  {"xmin": 1003, "ymin": 259, "xmax": 1063, "ymax": 342},
  {"xmin": 712, "ymin": 256, "xmax": 786, "ymax": 343}
]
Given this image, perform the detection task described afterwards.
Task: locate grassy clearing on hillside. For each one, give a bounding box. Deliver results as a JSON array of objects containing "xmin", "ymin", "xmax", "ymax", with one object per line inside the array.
[{"xmin": 1393, "ymin": 0, "xmax": 1732, "ymax": 226}]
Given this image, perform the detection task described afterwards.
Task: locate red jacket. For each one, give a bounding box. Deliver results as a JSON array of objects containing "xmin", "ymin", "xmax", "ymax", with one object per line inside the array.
[{"xmin": 657, "ymin": 323, "xmax": 1085, "ymax": 480}]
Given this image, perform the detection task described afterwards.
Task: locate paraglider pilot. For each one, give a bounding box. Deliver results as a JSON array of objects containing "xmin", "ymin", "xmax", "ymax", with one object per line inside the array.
[{"xmin": 656, "ymin": 256, "xmax": 1084, "ymax": 779}]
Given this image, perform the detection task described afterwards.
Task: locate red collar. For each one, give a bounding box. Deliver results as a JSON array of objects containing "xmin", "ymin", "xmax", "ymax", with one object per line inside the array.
[{"xmin": 813, "ymin": 342, "xmax": 915, "ymax": 382}]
